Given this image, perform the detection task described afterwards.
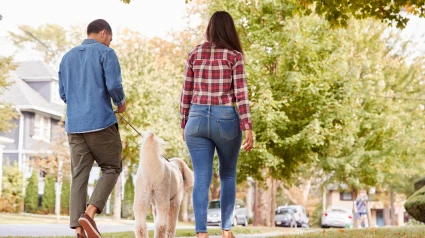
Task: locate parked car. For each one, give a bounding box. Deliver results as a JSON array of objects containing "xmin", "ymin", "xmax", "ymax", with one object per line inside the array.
[
  {"xmin": 321, "ymin": 206, "xmax": 354, "ymax": 228},
  {"xmin": 274, "ymin": 205, "xmax": 309, "ymax": 228},
  {"xmin": 191, "ymin": 199, "xmax": 249, "ymax": 226}
]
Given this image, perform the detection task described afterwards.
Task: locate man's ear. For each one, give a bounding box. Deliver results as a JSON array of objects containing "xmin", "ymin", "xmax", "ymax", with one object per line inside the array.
[{"xmin": 100, "ymin": 29, "xmax": 106, "ymax": 38}]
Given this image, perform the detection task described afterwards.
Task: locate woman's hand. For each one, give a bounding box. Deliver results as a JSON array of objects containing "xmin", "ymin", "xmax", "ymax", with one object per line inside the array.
[{"xmin": 242, "ymin": 129, "xmax": 254, "ymax": 152}]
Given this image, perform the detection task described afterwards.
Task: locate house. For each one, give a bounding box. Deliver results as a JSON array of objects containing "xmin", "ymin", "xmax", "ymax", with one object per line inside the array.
[
  {"xmin": 0, "ymin": 60, "xmax": 112, "ymax": 211},
  {"xmin": 0, "ymin": 61, "xmax": 65, "ymax": 196},
  {"xmin": 326, "ymin": 186, "xmax": 409, "ymax": 227}
]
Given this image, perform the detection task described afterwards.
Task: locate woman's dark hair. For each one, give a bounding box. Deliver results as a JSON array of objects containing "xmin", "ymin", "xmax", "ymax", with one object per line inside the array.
[
  {"xmin": 206, "ymin": 11, "xmax": 243, "ymax": 54},
  {"xmin": 87, "ymin": 19, "xmax": 112, "ymax": 35}
]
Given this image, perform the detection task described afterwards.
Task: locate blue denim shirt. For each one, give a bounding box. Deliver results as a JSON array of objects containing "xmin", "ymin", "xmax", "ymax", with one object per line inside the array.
[{"xmin": 59, "ymin": 39, "xmax": 126, "ymax": 133}]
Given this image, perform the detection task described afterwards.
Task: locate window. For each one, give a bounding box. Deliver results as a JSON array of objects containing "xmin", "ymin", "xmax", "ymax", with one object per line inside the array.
[
  {"xmin": 33, "ymin": 114, "xmax": 51, "ymax": 141},
  {"xmin": 340, "ymin": 192, "xmax": 353, "ymax": 201},
  {"xmin": 51, "ymin": 81, "xmax": 63, "ymax": 104}
]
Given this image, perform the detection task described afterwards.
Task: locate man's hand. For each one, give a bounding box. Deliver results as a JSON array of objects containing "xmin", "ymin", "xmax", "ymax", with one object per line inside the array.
[
  {"xmin": 182, "ymin": 129, "xmax": 185, "ymax": 141},
  {"xmin": 242, "ymin": 129, "xmax": 254, "ymax": 152},
  {"xmin": 114, "ymin": 102, "xmax": 126, "ymax": 113}
]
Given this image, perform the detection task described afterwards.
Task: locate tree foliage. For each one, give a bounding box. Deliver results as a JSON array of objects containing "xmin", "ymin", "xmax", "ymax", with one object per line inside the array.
[
  {"xmin": 41, "ymin": 175, "xmax": 55, "ymax": 214},
  {"xmin": 120, "ymin": 0, "xmax": 425, "ymax": 28},
  {"xmin": 122, "ymin": 174, "xmax": 135, "ymax": 218},
  {"xmin": 61, "ymin": 177, "xmax": 70, "ymax": 215},
  {"xmin": 0, "ymin": 56, "xmax": 19, "ymax": 132},
  {"xmin": 0, "ymin": 160, "xmax": 24, "ymax": 213},
  {"xmin": 9, "ymin": 24, "xmax": 85, "ymax": 66},
  {"xmin": 209, "ymin": 0, "xmax": 425, "ymax": 195}
]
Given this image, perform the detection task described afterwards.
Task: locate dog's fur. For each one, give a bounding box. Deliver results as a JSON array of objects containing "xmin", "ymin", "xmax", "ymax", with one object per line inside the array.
[{"xmin": 133, "ymin": 132, "xmax": 194, "ymax": 238}]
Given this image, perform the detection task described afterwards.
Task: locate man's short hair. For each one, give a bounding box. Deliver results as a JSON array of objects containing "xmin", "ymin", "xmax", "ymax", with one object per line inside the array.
[{"xmin": 87, "ymin": 19, "xmax": 112, "ymax": 35}]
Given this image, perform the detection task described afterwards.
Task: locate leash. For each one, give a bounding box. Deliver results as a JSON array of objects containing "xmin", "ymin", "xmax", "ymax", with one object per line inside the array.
[
  {"xmin": 117, "ymin": 113, "xmax": 142, "ymax": 136},
  {"xmin": 117, "ymin": 113, "xmax": 169, "ymax": 162}
]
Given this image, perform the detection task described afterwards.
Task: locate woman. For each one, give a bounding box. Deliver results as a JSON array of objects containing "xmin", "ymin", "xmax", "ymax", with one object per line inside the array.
[{"xmin": 180, "ymin": 11, "xmax": 254, "ymax": 238}]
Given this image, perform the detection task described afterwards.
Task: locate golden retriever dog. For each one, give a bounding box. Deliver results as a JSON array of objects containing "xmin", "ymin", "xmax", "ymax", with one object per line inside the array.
[{"xmin": 134, "ymin": 132, "xmax": 194, "ymax": 238}]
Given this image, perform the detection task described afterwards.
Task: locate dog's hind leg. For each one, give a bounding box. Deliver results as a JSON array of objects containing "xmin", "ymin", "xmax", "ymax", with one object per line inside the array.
[
  {"xmin": 133, "ymin": 197, "xmax": 150, "ymax": 238},
  {"xmin": 167, "ymin": 197, "xmax": 181, "ymax": 238},
  {"xmin": 153, "ymin": 200, "xmax": 170, "ymax": 238}
]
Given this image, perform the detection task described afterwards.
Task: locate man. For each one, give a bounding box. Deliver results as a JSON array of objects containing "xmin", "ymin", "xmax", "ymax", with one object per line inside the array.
[
  {"xmin": 355, "ymin": 190, "xmax": 369, "ymax": 228},
  {"xmin": 59, "ymin": 19, "xmax": 126, "ymax": 238}
]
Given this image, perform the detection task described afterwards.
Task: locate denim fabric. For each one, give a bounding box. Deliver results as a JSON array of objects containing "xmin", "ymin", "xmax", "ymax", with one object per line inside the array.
[
  {"xmin": 59, "ymin": 39, "xmax": 126, "ymax": 133},
  {"xmin": 184, "ymin": 104, "xmax": 242, "ymax": 232}
]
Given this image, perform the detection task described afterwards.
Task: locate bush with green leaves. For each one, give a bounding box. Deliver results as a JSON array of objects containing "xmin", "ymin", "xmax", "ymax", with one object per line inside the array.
[
  {"xmin": 42, "ymin": 175, "xmax": 55, "ymax": 214},
  {"xmin": 0, "ymin": 160, "xmax": 24, "ymax": 213},
  {"xmin": 60, "ymin": 177, "xmax": 70, "ymax": 215},
  {"xmin": 414, "ymin": 176, "xmax": 425, "ymax": 192},
  {"xmin": 122, "ymin": 174, "xmax": 135, "ymax": 219},
  {"xmin": 25, "ymin": 170, "xmax": 39, "ymax": 213},
  {"xmin": 405, "ymin": 186, "xmax": 425, "ymax": 223}
]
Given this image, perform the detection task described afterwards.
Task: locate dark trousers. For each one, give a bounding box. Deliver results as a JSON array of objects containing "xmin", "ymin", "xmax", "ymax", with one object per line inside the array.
[{"xmin": 68, "ymin": 124, "xmax": 122, "ymax": 228}]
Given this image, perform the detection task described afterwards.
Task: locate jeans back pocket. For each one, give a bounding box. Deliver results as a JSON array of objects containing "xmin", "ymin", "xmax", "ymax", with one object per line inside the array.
[
  {"xmin": 185, "ymin": 116, "xmax": 202, "ymax": 136},
  {"xmin": 217, "ymin": 119, "xmax": 238, "ymax": 140}
]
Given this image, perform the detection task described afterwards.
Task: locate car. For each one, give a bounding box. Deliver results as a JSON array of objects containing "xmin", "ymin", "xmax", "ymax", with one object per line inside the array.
[
  {"xmin": 321, "ymin": 206, "xmax": 354, "ymax": 228},
  {"xmin": 191, "ymin": 199, "xmax": 249, "ymax": 226},
  {"xmin": 274, "ymin": 205, "xmax": 310, "ymax": 228}
]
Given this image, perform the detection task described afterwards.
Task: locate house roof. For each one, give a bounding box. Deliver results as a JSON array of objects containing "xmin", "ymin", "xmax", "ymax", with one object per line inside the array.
[
  {"xmin": 0, "ymin": 69, "xmax": 64, "ymax": 119},
  {"xmin": 15, "ymin": 61, "xmax": 57, "ymax": 81}
]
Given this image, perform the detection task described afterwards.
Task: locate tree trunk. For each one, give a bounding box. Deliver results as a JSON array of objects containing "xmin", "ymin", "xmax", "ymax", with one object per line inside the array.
[
  {"xmin": 246, "ymin": 178, "xmax": 254, "ymax": 219},
  {"xmin": 180, "ymin": 191, "xmax": 189, "ymax": 221},
  {"xmin": 264, "ymin": 178, "xmax": 271, "ymax": 226},
  {"xmin": 322, "ymin": 187, "xmax": 327, "ymax": 213},
  {"xmin": 253, "ymin": 180, "xmax": 259, "ymax": 226},
  {"xmin": 383, "ymin": 207, "xmax": 391, "ymax": 226},
  {"xmin": 269, "ymin": 178, "xmax": 277, "ymax": 227},
  {"xmin": 390, "ymin": 190, "xmax": 396, "ymax": 226},
  {"xmin": 113, "ymin": 175, "xmax": 122, "ymax": 221},
  {"xmin": 301, "ymin": 178, "xmax": 312, "ymax": 206}
]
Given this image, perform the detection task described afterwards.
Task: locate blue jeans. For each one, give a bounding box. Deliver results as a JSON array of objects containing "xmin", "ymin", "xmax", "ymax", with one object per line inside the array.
[{"xmin": 185, "ymin": 104, "xmax": 242, "ymax": 233}]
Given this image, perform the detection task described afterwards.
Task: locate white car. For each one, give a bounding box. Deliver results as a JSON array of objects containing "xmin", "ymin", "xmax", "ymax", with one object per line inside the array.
[
  {"xmin": 321, "ymin": 206, "xmax": 354, "ymax": 228},
  {"xmin": 190, "ymin": 199, "xmax": 249, "ymax": 226}
]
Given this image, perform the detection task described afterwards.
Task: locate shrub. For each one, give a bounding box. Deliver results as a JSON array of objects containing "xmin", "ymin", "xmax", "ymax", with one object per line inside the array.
[
  {"xmin": 61, "ymin": 177, "xmax": 70, "ymax": 215},
  {"xmin": 25, "ymin": 170, "xmax": 39, "ymax": 213},
  {"xmin": 41, "ymin": 175, "xmax": 55, "ymax": 214},
  {"xmin": 0, "ymin": 160, "xmax": 24, "ymax": 212},
  {"xmin": 122, "ymin": 174, "xmax": 135, "ymax": 219},
  {"xmin": 414, "ymin": 176, "xmax": 425, "ymax": 192},
  {"xmin": 405, "ymin": 185, "xmax": 425, "ymax": 222}
]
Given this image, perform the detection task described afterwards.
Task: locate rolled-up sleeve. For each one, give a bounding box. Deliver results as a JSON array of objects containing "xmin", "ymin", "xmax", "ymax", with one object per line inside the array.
[
  {"xmin": 232, "ymin": 53, "xmax": 252, "ymax": 130},
  {"xmin": 102, "ymin": 49, "xmax": 126, "ymax": 106},
  {"xmin": 179, "ymin": 52, "xmax": 195, "ymax": 129},
  {"xmin": 58, "ymin": 62, "xmax": 66, "ymax": 103}
]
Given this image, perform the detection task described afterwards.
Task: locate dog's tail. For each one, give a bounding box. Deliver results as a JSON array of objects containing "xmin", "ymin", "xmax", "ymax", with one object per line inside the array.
[
  {"xmin": 171, "ymin": 158, "xmax": 194, "ymax": 192},
  {"xmin": 139, "ymin": 132, "xmax": 165, "ymax": 174}
]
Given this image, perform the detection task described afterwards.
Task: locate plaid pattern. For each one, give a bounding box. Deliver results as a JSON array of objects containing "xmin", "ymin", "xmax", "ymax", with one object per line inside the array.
[{"xmin": 180, "ymin": 42, "xmax": 252, "ymax": 130}]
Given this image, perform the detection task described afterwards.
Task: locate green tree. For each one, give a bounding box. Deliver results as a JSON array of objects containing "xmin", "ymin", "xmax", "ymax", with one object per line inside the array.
[
  {"xmin": 42, "ymin": 175, "xmax": 55, "ymax": 214},
  {"xmin": 0, "ymin": 160, "xmax": 24, "ymax": 213},
  {"xmin": 0, "ymin": 56, "xmax": 19, "ymax": 132},
  {"xmin": 120, "ymin": 0, "xmax": 425, "ymax": 28},
  {"xmin": 9, "ymin": 24, "xmax": 84, "ymax": 66},
  {"xmin": 60, "ymin": 177, "xmax": 70, "ymax": 215},
  {"xmin": 25, "ymin": 170, "xmax": 39, "ymax": 213}
]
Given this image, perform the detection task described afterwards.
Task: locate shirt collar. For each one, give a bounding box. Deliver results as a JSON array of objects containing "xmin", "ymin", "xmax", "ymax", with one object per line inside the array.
[{"xmin": 82, "ymin": 39, "xmax": 100, "ymax": 45}]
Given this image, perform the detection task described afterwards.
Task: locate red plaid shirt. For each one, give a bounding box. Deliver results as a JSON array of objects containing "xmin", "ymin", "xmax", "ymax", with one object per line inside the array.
[{"xmin": 180, "ymin": 42, "xmax": 252, "ymax": 130}]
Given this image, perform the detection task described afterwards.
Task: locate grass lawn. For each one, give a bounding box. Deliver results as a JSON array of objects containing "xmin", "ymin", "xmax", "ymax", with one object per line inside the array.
[
  {"xmin": 278, "ymin": 226, "xmax": 425, "ymax": 238},
  {"xmin": 92, "ymin": 227, "xmax": 265, "ymax": 238},
  {"xmin": 1, "ymin": 226, "xmax": 287, "ymax": 238}
]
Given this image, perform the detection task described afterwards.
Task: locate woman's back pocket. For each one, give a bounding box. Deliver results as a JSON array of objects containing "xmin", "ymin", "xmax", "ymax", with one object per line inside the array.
[{"xmin": 217, "ymin": 119, "xmax": 238, "ymax": 140}]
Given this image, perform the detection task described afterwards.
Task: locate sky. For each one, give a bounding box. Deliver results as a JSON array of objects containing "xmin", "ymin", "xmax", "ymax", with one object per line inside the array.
[
  {"xmin": 1, "ymin": 1, "xmax": 425, "ymax": 62},
  {"xmin": 0, "ymin": 0, "xmax": 192, "ymax": 61}
]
